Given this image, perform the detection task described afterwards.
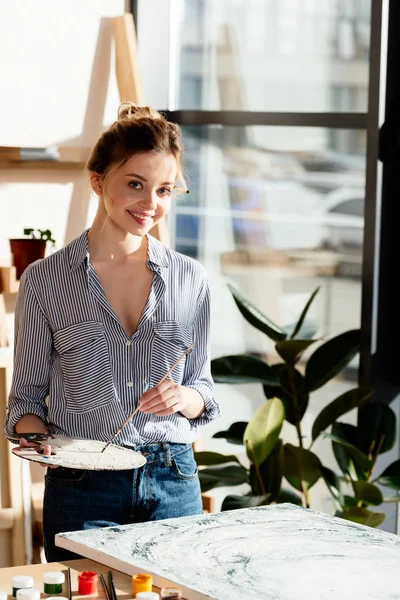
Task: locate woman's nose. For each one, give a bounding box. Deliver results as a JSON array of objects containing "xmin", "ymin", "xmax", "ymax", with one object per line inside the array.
[{"xmin": 140, "ymin": 190, "xmax": 158, "ymax": 210}]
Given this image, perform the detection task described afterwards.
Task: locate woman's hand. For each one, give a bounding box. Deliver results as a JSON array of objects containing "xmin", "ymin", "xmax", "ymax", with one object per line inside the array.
[
  {"xmin": 15, "ymin": 414, "xmax": 57, "ymax": 467},
  {"xmin": 19, "ymin": 437, "xmax": 57, "ymax": 468},
  {"xmin": 139, "ymin": 380, "xmax": 205, "ymax": 419}
]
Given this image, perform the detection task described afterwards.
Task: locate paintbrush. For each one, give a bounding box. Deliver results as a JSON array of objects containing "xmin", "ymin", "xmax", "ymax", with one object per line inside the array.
[
  {"xmin": 100, "ymin": 574, "xmax": 111, "ymax": 600},
  {"xmin": 101, "ymin": 343, "xmax": 194, "ymax": 453},
  {"xmin": 108, "ymin": 571, "xmax": 118, "ymax": 600}
]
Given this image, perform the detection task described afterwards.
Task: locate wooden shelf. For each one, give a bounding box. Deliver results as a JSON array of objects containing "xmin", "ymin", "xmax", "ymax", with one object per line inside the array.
[
  {"xmin": 0, "ymin": 160, "xmax": 86, "ymax": 171},
  {"xmin": 0, "ymin": 159, "xmax": 86, "ymax": 170},
  {"xmin": 0, "ymin": 146, "xmax": 90, "ymax": 170}
]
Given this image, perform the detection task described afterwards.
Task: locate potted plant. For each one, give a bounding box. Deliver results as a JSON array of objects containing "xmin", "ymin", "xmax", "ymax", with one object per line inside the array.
[
  {"xmin": 9, "ymin": 228, "xmax": 55, "ymax": 279},
  {"xmin": 195, "ymin": 285, "xmax": 400, "ymax": 527}
]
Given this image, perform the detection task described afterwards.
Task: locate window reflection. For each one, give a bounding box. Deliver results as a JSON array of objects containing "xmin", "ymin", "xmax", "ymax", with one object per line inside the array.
[
  {"xmin": 175, "ymin": 0, "xmax": 370, "ymax": 112},
  {"xmin": 175, "ymin": 125, "xmax": 365, "ymax": 353}
]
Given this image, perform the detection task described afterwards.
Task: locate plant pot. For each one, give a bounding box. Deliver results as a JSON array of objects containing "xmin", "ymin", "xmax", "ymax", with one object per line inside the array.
[{"xmin": 9, "ymin": 239, "xmax": 47, "ymax": 279}]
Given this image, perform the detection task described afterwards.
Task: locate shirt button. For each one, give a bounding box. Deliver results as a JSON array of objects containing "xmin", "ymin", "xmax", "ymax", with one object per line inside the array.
[
  {"xmin": 126, "ymin": 340, "xmax": 132, "ymax": 346},
  {"xmin": 127, "ymin": 382, "xmax": 133, "ymax": 387}
]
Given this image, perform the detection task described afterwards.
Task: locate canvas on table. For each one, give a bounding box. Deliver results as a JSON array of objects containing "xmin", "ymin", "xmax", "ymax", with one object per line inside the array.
[{"xmin": 56, "ymin": 504, "xmax": 400, "ymax": 600}]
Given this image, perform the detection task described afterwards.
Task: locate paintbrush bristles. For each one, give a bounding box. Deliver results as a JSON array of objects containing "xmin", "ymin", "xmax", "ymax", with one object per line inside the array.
[{"xmin": 101, "ymin": 343, "xmax": 195, "ymax": 453}]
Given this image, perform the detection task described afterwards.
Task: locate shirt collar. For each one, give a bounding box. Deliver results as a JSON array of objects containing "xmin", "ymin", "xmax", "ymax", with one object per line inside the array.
[
  {"xmin": 68, "ymin": 229, "xmax": 170, "ymax": 271},
  {"xmin": 68, "ymin": 229, "xmax": 90, "ymax": 271},
  {"xmin": 146, "ymin": 233, "xmax": 170, "ymax": 269}
]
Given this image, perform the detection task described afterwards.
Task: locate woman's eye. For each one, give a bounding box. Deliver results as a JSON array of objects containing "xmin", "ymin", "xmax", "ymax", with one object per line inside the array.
[
  {"xmin": 158, "ymin": 187, "xmax": 172, "ymax": 196},
  {"xmin": 128, "ymin": 181, "xmax": 142, "ymax": 189}
]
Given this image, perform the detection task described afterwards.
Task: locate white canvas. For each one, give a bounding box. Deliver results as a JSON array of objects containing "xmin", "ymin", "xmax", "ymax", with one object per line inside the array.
[{"xmin": 56, "ymin": 504, "xmax": 400, "ymax": 600}]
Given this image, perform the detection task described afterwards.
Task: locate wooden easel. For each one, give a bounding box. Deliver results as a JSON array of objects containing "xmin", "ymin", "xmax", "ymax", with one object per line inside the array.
[
  {"xmin": 0, "ymin": 266, "xmax": 19, "ymax": 349},
  {"xmin": 113, "ymin": 14, "xmax": 169, "ymax": 245}
]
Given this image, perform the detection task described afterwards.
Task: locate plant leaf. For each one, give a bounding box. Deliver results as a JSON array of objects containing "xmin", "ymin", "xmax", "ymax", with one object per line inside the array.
[
  {"xmin": 250, "ymin": 440, "xmax": 284, "ymax": 501},
  {"xmin": 275, "ymin": 339, "xmax": 317, "ymax": 365},
  {"xmin": 352, "ymin": 481, "xmax": 383, "ymax": 506},
  {"xmin": 198, "ymin": 464, "xmax": 249, "ymax": 493},
  {"xmin": 228, "ymin": 283, "xmax": 287, "ymax": 342},
  {"xmin": 342, "ymin": 495, "xmax": 358, "ymax": 509},
  {"xmin": 194, "ymin": 451, "xmax": 241, "ymax": 466},
  {"xmin": 244, "ymin": 398, "xmax": 285, "ymax": 466},
  {"xmin": 342, "ymin": 507, "xmax": 386, "ymax": 528},
  {"xmin": 211, "ymin": 355, "xmax": 279, "ymax": 385},
  {"xmin": 358, "ymin": 402, "xmax": 396, "ymax": 455},
  {"xmin": 221, "ymin": 494, "xmax": 271, "ymax": 511},
  {"xmin": 305, "ymin": 329, "xmax": 360, "ymax": 391},
  {"xmin": 283, "ymin": 320, "xmax": 318, "ymax": 340},
  {"xmin": 320, "ymin": 465, "xmax": 344, "ymax": 507},
  {"xmin": 312, "ymin": 387, "xmax": 372, "ymax": 442},
  {"xmin": 291, "ymin": 287, "xmax": 320, "ymax": 339},
  {"xmin": 283, "ymin": 444, "xmax": 322, "ymax": 491},
  {"xmin": 263, "ymin": 364, "xmax": 309, "ymax": 425},
  {"xmin": 330, "ymin": 422, "xmax": 361, "ymax": 479},
  {"xmin": 376, "ymin": 459, "xmax": 400, "ymax": 490},
  {"xmin": 213, "ymin": 422, "xmax": 248, "ymax": 445},
  {"xmin": 275, "ymin": 487, "xmax": 302, "ymax": 505},
  {"xmin": 324, "ymin": 432, "xmax": 372, "ymax": 472}
]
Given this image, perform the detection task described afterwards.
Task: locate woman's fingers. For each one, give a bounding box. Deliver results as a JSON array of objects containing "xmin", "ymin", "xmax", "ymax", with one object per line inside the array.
[{"xmin": 19, "ymin": 439, "xmax": 58, "ymax": 468}]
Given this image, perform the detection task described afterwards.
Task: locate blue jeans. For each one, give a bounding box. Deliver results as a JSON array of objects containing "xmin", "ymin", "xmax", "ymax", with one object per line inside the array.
[{"xmin": 43, "ymin": 442, "xmax": 202, "ymax": 562}]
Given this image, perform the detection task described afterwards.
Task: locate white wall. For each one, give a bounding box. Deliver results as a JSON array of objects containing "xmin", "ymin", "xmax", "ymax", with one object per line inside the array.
[
  {"xmin": 0, "ymin": 0, "xmax": 127, "ymax": 567},
  {"xmin": 0, "ymin": 0, "xmax": 127, "ymax": 264}
]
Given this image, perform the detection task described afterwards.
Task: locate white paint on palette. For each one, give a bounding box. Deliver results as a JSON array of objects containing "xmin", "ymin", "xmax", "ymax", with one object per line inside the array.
[
  {"xmin": 56, "ymin": 504, "xmax": 400, "ymax": 600},
  {"xmin": 12, "ymin": 437, "xmax": 146, "ymax": 470}
]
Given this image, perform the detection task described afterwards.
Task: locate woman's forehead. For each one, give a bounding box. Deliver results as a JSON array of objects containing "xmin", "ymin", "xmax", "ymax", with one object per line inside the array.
[{"xmin": 122, "ymin": 152, "xmax": 178, "ymax": 179}]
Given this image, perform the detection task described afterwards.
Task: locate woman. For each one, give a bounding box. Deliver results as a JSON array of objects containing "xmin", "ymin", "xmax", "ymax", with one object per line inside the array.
[{"xmin": 5, "ymin": 103, "xmax": 219, "ymax": 561}]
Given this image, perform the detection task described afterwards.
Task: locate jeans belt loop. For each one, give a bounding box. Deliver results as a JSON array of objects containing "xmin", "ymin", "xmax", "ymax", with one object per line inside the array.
[{"xmin": 164, "ymin": 442, "xmax": 171, "ymax": 466}]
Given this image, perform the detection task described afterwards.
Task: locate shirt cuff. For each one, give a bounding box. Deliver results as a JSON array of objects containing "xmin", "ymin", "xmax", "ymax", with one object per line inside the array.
[{"xmin": 185, "ymin": 383, "xmax": 220, "ymax": 427}]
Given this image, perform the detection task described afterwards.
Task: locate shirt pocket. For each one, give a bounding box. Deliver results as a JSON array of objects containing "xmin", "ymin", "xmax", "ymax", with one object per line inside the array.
[
  {"xmin": 151, "ymin": 320, "xmax": 193, "ymax": 386},
  {"xmin": 53, "ymin": 321, "xmax": 115, "ymax": 414}
]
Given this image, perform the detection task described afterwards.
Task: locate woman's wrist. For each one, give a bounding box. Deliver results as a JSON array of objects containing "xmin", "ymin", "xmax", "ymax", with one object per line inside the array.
[{"xmin": 180, "ymin": 387, "xmax": 205, "ymax": 419}]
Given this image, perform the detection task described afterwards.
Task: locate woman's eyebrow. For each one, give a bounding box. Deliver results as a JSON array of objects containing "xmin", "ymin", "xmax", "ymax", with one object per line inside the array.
[{"xmin": 124, "ymin": 173, "xmax": 175, "ymax": 185}]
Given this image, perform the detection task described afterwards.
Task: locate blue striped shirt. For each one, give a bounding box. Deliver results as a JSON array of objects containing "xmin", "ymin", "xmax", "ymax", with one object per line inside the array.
[{"xmin": 5, "ymin": 230, "xmax": 219, "ymax": 445}]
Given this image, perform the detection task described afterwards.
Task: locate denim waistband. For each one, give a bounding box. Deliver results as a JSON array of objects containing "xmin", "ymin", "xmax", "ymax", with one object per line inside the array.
[{"xmin": 122, "ymin": 442, "xmax": 192, "ymax": 465}]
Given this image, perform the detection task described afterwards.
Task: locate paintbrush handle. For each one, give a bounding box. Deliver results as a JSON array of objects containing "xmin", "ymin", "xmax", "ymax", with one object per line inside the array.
[
  {"xmin": 108, "ymin": 571, "xmax": 118, "ymax": 600},
  {"xmin": 100, "ymin": 575, "xmax": 111, "ymax": 600},
  {"xmin": 101, "ymin": 343, "xmax": 194, "ymax": 452}
]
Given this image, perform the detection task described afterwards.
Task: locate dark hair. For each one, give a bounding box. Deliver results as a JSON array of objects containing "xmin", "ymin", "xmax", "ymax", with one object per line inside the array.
[{"xmin": 87, "ymin": 102, "xmax": 187, "ymax": 191}]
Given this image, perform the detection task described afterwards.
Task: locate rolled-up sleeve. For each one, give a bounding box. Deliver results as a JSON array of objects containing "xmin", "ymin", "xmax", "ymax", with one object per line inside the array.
[
  {"xmin": 183, "ymin": 279, "xmax": 220, "ymax": 427},
  {"xmin": 4, "ymin": 270, "xmax": 51, "ymax": 436}
]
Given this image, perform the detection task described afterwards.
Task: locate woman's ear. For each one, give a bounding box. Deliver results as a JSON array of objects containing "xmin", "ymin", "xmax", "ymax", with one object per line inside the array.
[{"xmin": 89, "ymin": 172, "xmax": 102, "ymax": 196}]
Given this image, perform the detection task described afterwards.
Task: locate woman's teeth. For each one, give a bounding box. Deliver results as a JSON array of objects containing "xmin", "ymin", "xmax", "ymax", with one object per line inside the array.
[{"xmin": 127, "ymin": 210, "xmax": 152, "ymax": 221}]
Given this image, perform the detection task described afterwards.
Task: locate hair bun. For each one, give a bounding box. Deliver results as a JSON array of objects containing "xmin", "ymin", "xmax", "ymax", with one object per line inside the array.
[{"xmin": 118, "ymin": 102, "xmax": 161, "ymax": 122}]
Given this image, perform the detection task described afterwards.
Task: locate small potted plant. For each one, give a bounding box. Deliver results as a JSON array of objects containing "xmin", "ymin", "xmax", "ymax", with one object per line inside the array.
[{"xmin": 9, "ymin": 228, "xmax": 56, "ymax": 279}]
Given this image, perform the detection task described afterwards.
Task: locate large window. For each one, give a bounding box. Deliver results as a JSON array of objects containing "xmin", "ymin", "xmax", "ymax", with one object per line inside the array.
[
  {"xmin": 136, "ymin": 0, "xmax": 381, "ymax": 517},
  {"xmin": 175, "ymin": 0, "xmax": 370, "ymax": 113}
]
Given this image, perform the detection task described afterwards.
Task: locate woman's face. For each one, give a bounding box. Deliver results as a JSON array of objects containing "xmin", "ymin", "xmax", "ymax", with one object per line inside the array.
[{"xmin": 93, "ymin": 152, "xmax": 178, "ymax": 236}]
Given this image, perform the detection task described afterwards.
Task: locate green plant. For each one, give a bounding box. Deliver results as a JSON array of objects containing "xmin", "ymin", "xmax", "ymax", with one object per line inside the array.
[
  {"xmin": 24, "ymin": 228, "xmax": 55, "ymax": 245},
  {"xmin": 196, "ymin": 285, "xmax": 400, "ymax": 526}
]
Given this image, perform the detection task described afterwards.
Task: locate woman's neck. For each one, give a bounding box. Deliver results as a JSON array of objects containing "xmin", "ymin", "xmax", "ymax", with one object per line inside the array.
[{"xmin": 88, "ymin": 212, "xmax": 147, "ymax": 264}]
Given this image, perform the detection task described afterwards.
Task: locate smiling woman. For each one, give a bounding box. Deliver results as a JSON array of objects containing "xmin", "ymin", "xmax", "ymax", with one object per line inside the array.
[
  {"xmin": 5, "ymin": 102, "xmax": 220, "ymax": 562},
  {"xmin": 90, "ymin": 152, "xmax": 178, "ymax": 237}
]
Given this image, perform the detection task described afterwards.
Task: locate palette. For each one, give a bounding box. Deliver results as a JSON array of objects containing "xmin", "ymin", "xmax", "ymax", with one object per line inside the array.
[
  {"xmin": 56, "ymin": 503, "xmax": 400, "ymax": 600},
  {"xmin": 11, "ymin": 436, "xmax": 146, "ymax": 470}
]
